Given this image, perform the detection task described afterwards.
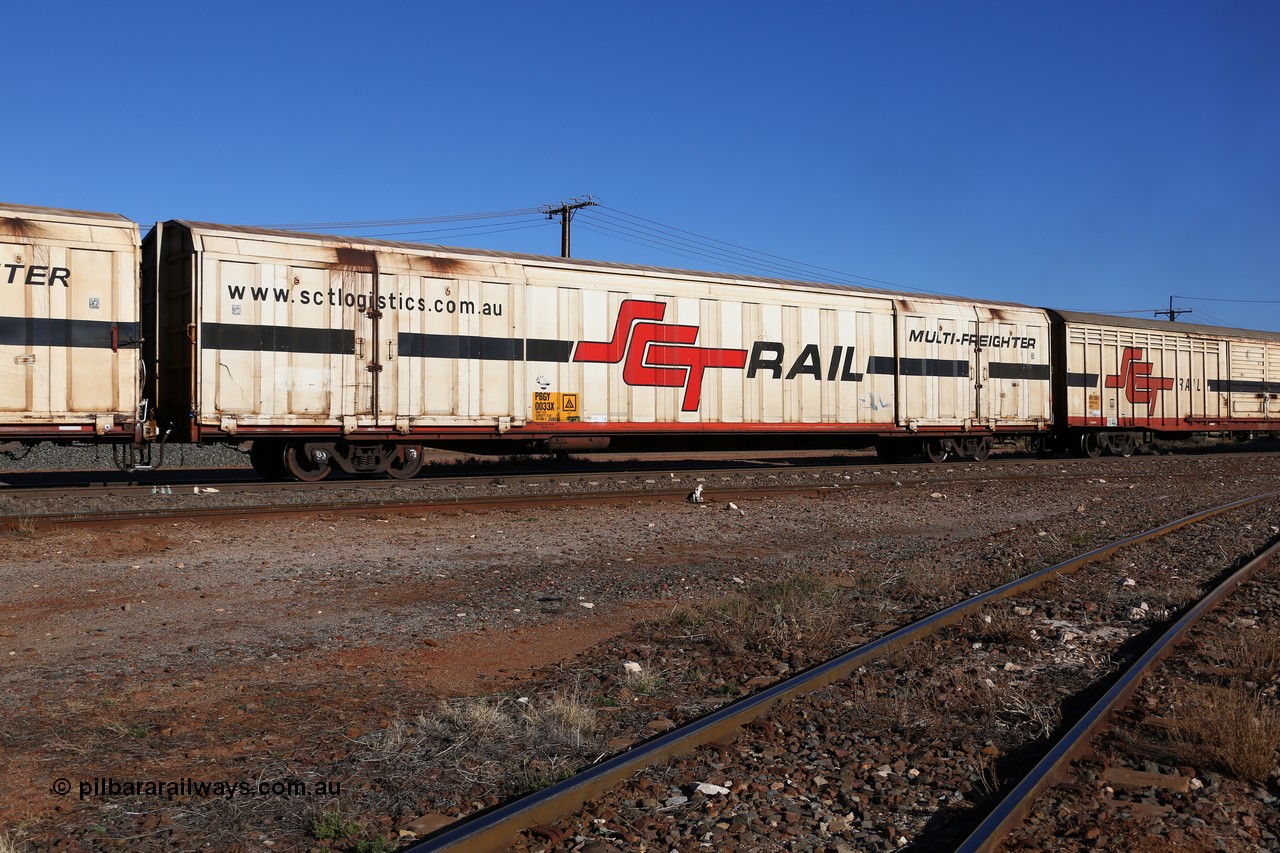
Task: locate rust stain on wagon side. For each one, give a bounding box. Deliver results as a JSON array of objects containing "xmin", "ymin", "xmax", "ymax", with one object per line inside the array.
[
  {"xmin": 332, "ymin": 245, "xmax": 476, "ymax": 279},
  {"xmin": 334, "ymin": 247, "xmax": 377, "ymax": 272},
  {"xmin": 0, "ymin": 216, "xmax": 39, "ymax": 239},
  {"xmin": 414, "ymin": 254, "xmax": 472, "ymax": 277}
]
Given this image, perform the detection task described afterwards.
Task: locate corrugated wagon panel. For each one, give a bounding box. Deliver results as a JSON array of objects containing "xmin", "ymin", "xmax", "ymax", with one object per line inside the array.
[
  {"xmin": 285, "ymin": 265, "xmax": 337, "ymax": 415},
  {"xmin": 895, "ymin": 309, "xmax": 975, "ymax": 426},
  {"xmin": 195, "ymin": 246, "xmax": 369, "ymax": 430},
  {"xmin": 0, "ymin": 204, "xmax": 138, "ymax": 435}
]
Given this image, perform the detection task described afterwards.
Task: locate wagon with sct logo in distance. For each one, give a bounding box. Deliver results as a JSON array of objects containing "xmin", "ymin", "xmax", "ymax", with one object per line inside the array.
[{"xmin": 1049, "ymin": 310, "xmax": 1280, "ymax": 457}]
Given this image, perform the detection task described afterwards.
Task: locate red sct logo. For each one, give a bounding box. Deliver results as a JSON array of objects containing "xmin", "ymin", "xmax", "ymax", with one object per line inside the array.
[
  {"xmin": 1104, "ymin": 347, "xmax": 1174, "ymax": 408},
  {"xmin": 572, "ymin": 300, "xmax": 748, "ymax": 412}
]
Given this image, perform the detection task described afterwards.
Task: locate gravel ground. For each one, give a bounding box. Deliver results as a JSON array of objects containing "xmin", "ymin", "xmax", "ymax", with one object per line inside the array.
[
  {"xmin": 504, "ymin": 498, "xmax": 1280, "ymax": 852},
  {"xmin": 0, "ymin": 442, "xmax": 250, "ymax": 472},
  {"xmin": 0, "ymin": 452, "xmax": 1276, "ymax": 851}
]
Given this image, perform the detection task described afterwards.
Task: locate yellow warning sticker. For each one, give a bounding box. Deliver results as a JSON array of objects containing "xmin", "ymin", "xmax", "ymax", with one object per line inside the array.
[{"xmin": 532, "ymin": 392, "xmax": 581, "ymax": 422}]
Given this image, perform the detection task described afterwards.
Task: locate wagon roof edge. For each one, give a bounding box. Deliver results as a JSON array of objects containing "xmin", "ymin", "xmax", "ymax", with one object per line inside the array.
[
  {"xmin": 0, "ymin": 202, "xmax": 136, "ymax": 227},
  {"xmin": 159, "ymin": 218, "xmax": 1039, "ymax": 312},
  {"xmin": 1048, "ymin": 308, "xmax": 1280, "ymax": 343}
]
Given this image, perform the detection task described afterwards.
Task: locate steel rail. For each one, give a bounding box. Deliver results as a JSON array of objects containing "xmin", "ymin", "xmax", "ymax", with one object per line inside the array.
[
  {"xmin": 0, "ymin": 461, "xmax": 879, "ymax": 499},
  {"xmin": 0, "ymin": 484, "xmax": 838, "ymax": 531},
  {"xmin": 404, "ymin": 490, "xmax": 1280, "ymax": 852},
  {"xmin": 3, "ymin": 460, "xmax": 1190, "ymax": 530},
  {"xmin": 4, "ymin": 448, "xmax": 1262, "ymax": 496},
  {"xmin": 956, "ymin": 526, "xmax": 1280, "ymax": 852},
  {"xmin": 2, "ymin": 456, "xmax": 1256, "ymax": 519}
]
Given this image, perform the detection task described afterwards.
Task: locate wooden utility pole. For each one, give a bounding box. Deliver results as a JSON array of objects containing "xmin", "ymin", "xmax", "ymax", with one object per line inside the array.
[
  {"xmin": 1154, "ymin": 295, "xmax": 1191, "ymax": 322},
  {"xmin": 540, "ymin": 196, "xmax": 598, "ymax": 258}
]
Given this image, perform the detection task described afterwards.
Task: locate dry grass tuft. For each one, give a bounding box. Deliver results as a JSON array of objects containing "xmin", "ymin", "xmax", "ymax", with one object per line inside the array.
[
  {"xmin": 996, "ymin": 688, "xmax": 1062, "ymax": 740},
  {"xmin": 0, "ymin": 830, "xmax": 27, "ymax": 853},
  {"xmin": 1231, "ymin": 627, "xmax": 1280, "ymax": 685},
  {"xmin": 894, "ymin": 559, "xmax": 957, "ymax": 600},
  {"xmin": 620, "ymin": 663, "xmax": 667, "ymax": 696},
  {"xmin": 967, "ymin": 607, "xmax": 1036, "ymax": 648},
  {"xmin": 704, "ymin": 575, "xmax": 845, "ymax": 659},
  {"xmin": 1172, "ymin": 684, "xmax": 1280, "ymax": 783},
  {"xmin": 1142, "ymin": 579, "xmax": 1204, "ymax": 612},
  {"xmin": 353, "ymin": 688, "xmax": 602, "ymax": 799},
  {"xmin": 7, "ymin": 517, "xmax": 38, "ymax": 536},
  {"xmin": 535, "ymin": 689, "xmax": 601, "ymax": 749}
]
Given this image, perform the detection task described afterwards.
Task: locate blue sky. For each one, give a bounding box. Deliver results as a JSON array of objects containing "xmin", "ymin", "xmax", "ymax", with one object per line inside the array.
[{"xmin": 9, "ymin": 2, "xmax": 1279, "ymax": 330}]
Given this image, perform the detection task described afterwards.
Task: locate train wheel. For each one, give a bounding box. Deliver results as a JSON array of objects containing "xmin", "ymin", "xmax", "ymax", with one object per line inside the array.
[
  {"xmin": 283, "ymin": 441, "xmax": 332, "ymax": 482},
  {"xmin": 1077, "ymin": 432, "xmax": 1102, "ymax": 459},
  {"xmin": 969, "ymin": 437, "xmax": 992, "ymax": 462},
  {"xmin": 385, "ymin": 444, "xmax": 425, "ymax": 479},
  {"xmin": 1109, "ymin": 433, "xmax": 1137, "ymax": 458},
  {"xmin": 249, "ymin": 439, "xmax": 287, "ymax": 481},
  {"xmin": 922, "ymin": 438, "xmax": 950, "ymax": 463}
]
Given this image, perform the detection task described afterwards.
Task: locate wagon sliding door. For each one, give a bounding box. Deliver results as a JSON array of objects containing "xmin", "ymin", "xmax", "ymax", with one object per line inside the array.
[
  {"xmin": 198, "ymin": 255, "xmax": 374, "ymax": 431},
  {"xmin": 973, "ymin": 309, "xmax": 1050, "ymax": 427},
  {"xmin": 332, "ymin": 255, "xmax": 379, "ymax": 425},
  {"xmin": 894, "ymin": 310, "xmax": 976, "ymax": 428}
]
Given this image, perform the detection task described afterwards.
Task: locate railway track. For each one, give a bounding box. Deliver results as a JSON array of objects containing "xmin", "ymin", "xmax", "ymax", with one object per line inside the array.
[
  {"xmin": 3, "ymin": 446, "xmax": 1277, "ymax": 491},
  {"xmin": 0, "ymin": 483, "xmax": 835, "ymax": 531},
  {"xmin": 2, "ymin": 453, "xmax": 1270, "ymax": 531},
  {"xmin": 404, "ymin": 492, "xmax": 1280, "ymax": 852}
]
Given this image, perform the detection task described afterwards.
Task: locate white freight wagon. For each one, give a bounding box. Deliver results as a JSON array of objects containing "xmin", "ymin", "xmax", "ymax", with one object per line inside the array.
[
  {"xmin": 0, "ymin": 203, "xmax": 140, "ymax": 450},
  {"xmin": 143, "ymin": 220, "xmax": 1052, "ymax": 479},
  {"xmin": 1050, "ymin": 310, "xmax": 1280, "ymax": 456}
]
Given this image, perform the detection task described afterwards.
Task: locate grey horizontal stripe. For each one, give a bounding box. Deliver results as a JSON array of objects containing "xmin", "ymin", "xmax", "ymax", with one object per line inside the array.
[
  {"xmin": 1067, "ymin": 373, "xmax": 1099, "ymax": 388},
  {"xmin": 866, "ymin": 356, "xmax": 970, "ymax": 378},
  {"xmin": 396, "ymin": 334, "xmax": 575, "ymax": 362},
  {"xmin": 988, "ymin": 362, "xmax": 1050, "ymax": 380},
  {"xmin": 0, "ymin": 316, "xmax": 138, "ymax": 349},
  {"xmin": 398, "ymin": 333, "xmax": 523, "ymax": 361},
  {"xmin": 196, "ymin": 326, "xmax": 576, "ymax": 361},
  {"xmin": 525, "ymin": 338, "xmax": 574, "ymax": 363},
  {"xmin": 203, "ymin": 322, "xmax": 354, "ymax": 354},
  {"xmin": 1209, "ymin": 379, "xmax": 1279, "ymax": 394}
]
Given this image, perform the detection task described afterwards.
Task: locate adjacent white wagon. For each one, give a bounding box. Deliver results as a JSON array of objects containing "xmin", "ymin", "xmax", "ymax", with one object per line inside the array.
[
  {"xmin": 1051, "ymin": 310, "xmax": 1280, "ymax": 456},
  {"xmin": 0, "ymin": 203, "xmax": 140, "ymax": 448}
]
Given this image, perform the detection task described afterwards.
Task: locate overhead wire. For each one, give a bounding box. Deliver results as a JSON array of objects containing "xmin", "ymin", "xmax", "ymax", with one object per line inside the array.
[
  {"xmin": 592, "ymin": 205, "xmax": 918, "ymax": 291},
  {"xmin": 1061, "ymin": 307, "xmax": 1175, "ymax": 315},
  {"xmin": 570, "ymin": 221, "xmax": 826, "ymax": 278},
  {"xmin": 230, "ymin": 205, "xmax": 1277, "ymax": 320},
  {"xmin": 581, "ymin": 206, "xmax": 952, "ymax": 293},
  {"xmin": 571, "ymin": 218, "xmax": 861, "ymax": 284},
  {"xmin": 583, "ymin": 209, "xmax": 821, "ymax": 275},
  {"xmin": 247, "ymin": 201, "xmax": 959, "ymax": 297},
  {"xmin": 1174, "ymin": 294, "xmax": 1280, "ymax": 305},
  {"xmin": 259, "ymin": 208, "xmax": 544, "ymax": 230},
  {"xmin": 1186, "ymin": 308, "xmax": 1237, "ymax": 328},
  {"xmin": 359, "ymin": 218, "xmax": 551, "ymax": 241}
]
